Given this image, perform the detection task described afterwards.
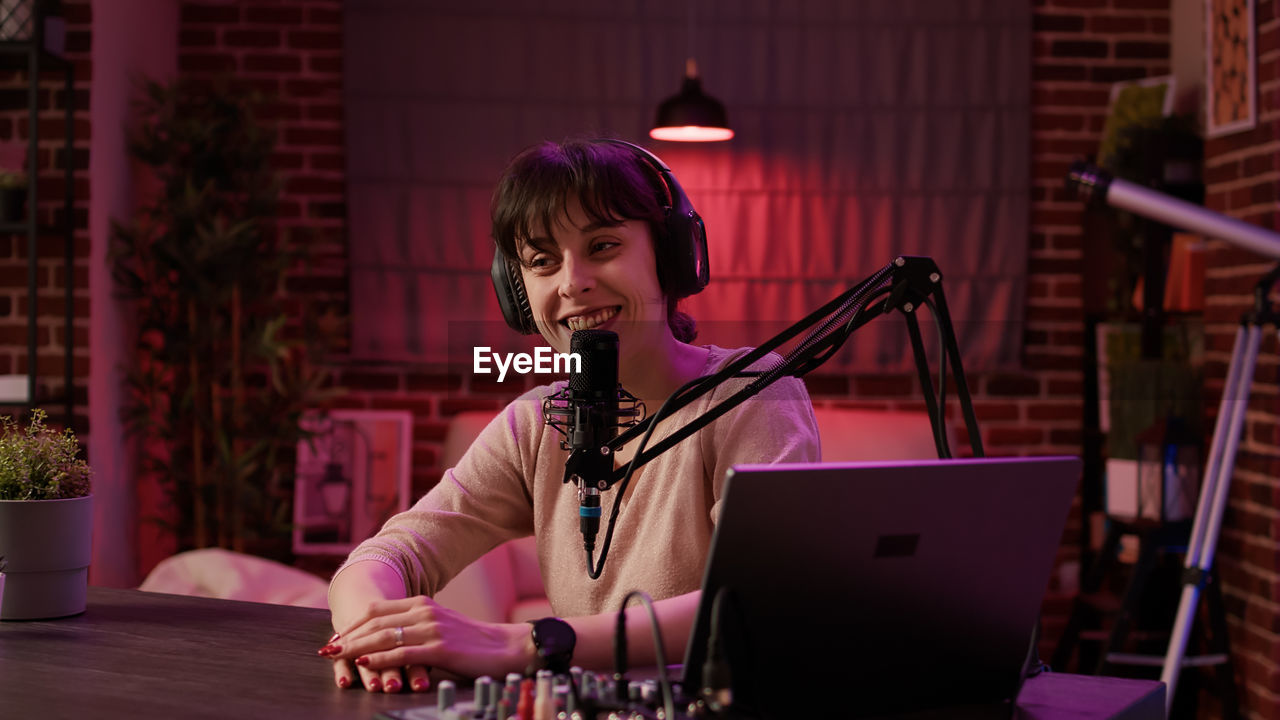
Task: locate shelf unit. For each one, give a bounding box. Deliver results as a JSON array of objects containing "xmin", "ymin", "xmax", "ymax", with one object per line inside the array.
[{"xmin": 0, "ymin": 2, "xmax": 74, "ymax": 427}]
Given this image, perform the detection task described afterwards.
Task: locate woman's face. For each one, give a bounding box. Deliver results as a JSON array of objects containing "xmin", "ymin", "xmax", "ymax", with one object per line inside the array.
[{"xmin": 517, "ymin": 198, "xmax": 669, "ymax": 358}]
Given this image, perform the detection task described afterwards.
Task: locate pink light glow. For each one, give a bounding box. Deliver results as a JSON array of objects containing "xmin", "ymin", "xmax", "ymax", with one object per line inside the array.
[{"xmin": 649, "ymin": 125, "xmax": 734, "ymax": 142}]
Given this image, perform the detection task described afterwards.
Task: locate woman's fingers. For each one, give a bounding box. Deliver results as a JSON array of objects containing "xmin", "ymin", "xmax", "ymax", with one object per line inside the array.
[
  {"xmin": 331, "ymin": 657, "xmax": 355, "ymax": 690},
  {"xmin": 405, "ymin": 665, "xmax": 432, "ymax": 693},
  {"xmin": 380, "ymin": 666, "xmax": 404, "ymax": 693},
  {"xmin": 338, "ymin": 596, "xmax": 429, "ymax": 637},
  {"xmin": 356, "ymin": 662, "xmax": 385, "ymax": 692}
]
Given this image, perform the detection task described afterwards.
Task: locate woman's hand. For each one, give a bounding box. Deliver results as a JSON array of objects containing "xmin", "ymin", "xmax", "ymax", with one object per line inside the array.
[{"xmin": 319, "ymin": 595, "xmax": 536, "ymax": 692}]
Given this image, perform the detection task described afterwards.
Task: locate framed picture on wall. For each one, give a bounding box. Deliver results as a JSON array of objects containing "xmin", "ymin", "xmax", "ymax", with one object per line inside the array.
[
  {"xmin": 1206, "ymin": 0, "xmax": 1256, "ymax": 137},
  {"xmin": 292, "ymin": 410, "xmax": 413, "ymax": 555}
]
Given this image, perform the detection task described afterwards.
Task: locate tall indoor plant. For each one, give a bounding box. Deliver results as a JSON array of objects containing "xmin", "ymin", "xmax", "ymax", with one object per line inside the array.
[
  {"xmin": 110, "ymin": 77, "xmax": 337, "ymax": 561},
  {"xmin": 0, "ymin": 409, "xmax": 93, "ymax": 619}
]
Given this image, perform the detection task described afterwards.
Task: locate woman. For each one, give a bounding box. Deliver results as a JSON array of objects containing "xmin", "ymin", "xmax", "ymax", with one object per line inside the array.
[{"xmin": 320, "ymin": 139, "xmax": 819, "ymax": 693}]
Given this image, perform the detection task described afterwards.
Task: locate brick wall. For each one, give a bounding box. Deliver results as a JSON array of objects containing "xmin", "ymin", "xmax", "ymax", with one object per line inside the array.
[
  {"xmin": 167, "ymin": 0, "xmax": 1136, "ymax": 647},
  {"xmin": 15, "ymin": 0, "xmax": 1272, "ymax": 713},
  {"xmin": 0, "ymin": 0, "xmax": 92, "ymax": 432},
  {"xmin": 1202, "ymin": 1, "xmax": 1280, "ymax": 716}
]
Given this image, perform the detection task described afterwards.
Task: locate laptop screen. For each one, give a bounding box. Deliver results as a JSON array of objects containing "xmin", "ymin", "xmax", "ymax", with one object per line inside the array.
[{"xmin": 681, "ymin": 456, "xmax": 1080, "ymax": 718}]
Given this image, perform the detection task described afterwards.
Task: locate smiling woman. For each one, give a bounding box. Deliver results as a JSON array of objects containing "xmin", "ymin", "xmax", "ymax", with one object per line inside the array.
[{"xmin": 322, "ymin": 137, "xmax": 820, "ymax": 694}]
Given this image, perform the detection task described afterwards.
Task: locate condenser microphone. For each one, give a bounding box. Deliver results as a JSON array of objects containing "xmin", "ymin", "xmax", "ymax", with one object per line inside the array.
[
  {"xmin": 565, "ymin": 329, "xmax": 620, "ymax": 556},
  {"xmin": 567, "ymin": 329, "xmax": 621, "ymax": 451}
]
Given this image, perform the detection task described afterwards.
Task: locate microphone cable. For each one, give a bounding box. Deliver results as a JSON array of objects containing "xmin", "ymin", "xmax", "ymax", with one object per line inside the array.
[{"xmin": 612, "ymin": 590, "xmax": 677, "ymax": 720}]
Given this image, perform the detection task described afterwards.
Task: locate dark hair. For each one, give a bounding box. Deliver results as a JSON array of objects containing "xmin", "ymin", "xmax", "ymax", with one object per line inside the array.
[{"xmin": 490, "ymin": 138, "xmax": 697, "ymax": 343}]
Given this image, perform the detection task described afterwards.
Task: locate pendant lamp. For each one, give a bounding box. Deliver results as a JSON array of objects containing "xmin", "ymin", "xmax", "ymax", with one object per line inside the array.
[{"xmin": 649, "ymin": 1, "xmax": 732, "ymax": 142}]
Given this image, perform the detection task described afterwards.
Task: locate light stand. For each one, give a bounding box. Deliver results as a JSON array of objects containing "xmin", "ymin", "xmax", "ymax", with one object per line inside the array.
[{"xmin": 1067, "ymin": 161, "xmax": 1280, "ymax": 716}]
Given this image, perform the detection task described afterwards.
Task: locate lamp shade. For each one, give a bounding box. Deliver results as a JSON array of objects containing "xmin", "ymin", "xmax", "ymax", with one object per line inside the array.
[{"xmin": 650, "ymin": 75, "xmax": 733, "ymax": 142}]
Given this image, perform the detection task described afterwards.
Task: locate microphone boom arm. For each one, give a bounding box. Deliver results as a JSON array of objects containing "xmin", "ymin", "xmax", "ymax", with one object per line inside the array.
[{"xmin": 594, "ymin": 256, "xmax": 984, "ymax": 492}]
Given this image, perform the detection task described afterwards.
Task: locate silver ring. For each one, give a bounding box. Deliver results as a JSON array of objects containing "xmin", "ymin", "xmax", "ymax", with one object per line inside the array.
[{"xmin": 393, "ymin": 626, "xmax": 405, "ymax": 647}]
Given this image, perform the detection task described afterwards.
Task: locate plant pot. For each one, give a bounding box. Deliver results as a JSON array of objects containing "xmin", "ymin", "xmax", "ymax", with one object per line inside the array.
[{"xmin": 0, "ymin": 494, "xmax": 93, "ymax": 620}]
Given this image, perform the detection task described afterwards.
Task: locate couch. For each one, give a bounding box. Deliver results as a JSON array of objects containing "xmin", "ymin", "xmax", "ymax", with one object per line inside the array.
[{"xmin": 431, "ymin": 405, "xmax": 953, "ymax": 623}]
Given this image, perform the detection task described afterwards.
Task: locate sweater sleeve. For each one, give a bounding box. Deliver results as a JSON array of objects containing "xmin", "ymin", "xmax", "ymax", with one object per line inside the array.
[
  {"xmin": 701, "ymin": 356, "xmax": 821, "ymax": 524},
  {"xmin": 331, "ymin": 390, "xmax": 545, "ymax": 597}
]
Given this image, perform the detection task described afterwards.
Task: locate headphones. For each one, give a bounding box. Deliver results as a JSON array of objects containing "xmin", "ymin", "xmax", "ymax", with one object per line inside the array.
[{"xmin": 490, "ymin": 139, "xmax": 709, "ymax": 335}]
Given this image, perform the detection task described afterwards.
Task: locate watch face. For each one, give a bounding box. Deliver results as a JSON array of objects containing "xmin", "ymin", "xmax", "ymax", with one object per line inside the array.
[{"xmin": 532, "ymin": 617, "xmax": 576, "ymax": 671}]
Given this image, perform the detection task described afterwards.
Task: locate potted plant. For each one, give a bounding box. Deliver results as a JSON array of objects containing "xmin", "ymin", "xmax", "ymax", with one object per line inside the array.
[
  {"xmin": 0, "ymin": 409, "xmax": 93, "ymax": 620},
  {"xmin": 111, "ymin": 76, "xmax": 339, "ymax": 563}
]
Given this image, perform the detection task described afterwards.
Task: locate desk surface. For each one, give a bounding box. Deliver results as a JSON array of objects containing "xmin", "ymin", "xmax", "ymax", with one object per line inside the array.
[{"xmin": 0, "ymin": 587, "xmax": 1165, "ymax": 720}]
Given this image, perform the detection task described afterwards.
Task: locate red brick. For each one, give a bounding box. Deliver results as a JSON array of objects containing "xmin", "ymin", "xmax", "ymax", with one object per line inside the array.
[
  {"xmin": 179, "ymin": 29, "xmax": 217, "ymax": 47},
  {"xmin": 1033, "ymin": 14, "xmax": 1087, "ymax": 32},
  {"xmin": 288, "ymin": 31, "xmax": 342, "ymax": 51},
  {"xmin": 1088, "ymin": 15, "xmax": 1149, "ymax": 33},
  {"xmin": 1089, "ymin": 65, "xmax": 1149, "ymax": 83},
  {"xmin": 308, "ymin": 6, "xmax": 343, "ymax": 25},
  {"xmin": 339, "ymin": 370, "xmax": 401, "ymax": 393},
  {"xmin": 406, "ymin": 374, "xmax": 462, "ymax": 392},
  {"xmin": 1051, "ymin": 39, "xmax": 1109, "ymax": 59},
  {"xmin": 309, "ymin": 153, "xmax": 345, "ymax": 171},
  {"xmin": 225, "ymin": 30, "xmax": 282, "ymax": 49},
  {"xmin": 973, "ymin": 402, "xmax": 1019, "ymax": 421},
  {"xmin": 182, "ymin": 4, "xmax": 239, "ymax": 24},
  {"xmin": 987, "ymin": 374, "xmax": 1042, "ymax": 396},
  {"xmin": 179, "ymin": 53, "xmax": 237, "ymax": 74},
  {"xmin": 1032, "ymin": 64, "xmax": 1089, "ymax": 82},
  {"xmin": 285, "ymin": 176, "xmax": 344, "ymax": 195},
  {"xmin": 1032, "ymin": 113, "xmax": 1087, "ymax": 132},
  {"xmin": 309, "ymin": 55, "xmax": 342, "ymax": 74},
  {"xmin": 1048, "ymin": 0, "xmax": 1107, "ymax": 8},
  {"xmin": 988, "ymin": 427, "xmax": 1045, "ymax": 445},
  {"xmin": 853, "ymin": 375, "xmax": 915, "ymax": 397},
  {"xmin": 244, "ymin": 54, "xmax": 302, "ymax": 74},
  {"xmin": 1114, "ymin": 41, "xmax": 1168, "ymax": 59},
  {"xmin": 246, "ymin": 7, "xmax": 305, "ymax": 25},
  {"xmin": 283, "ymin": 127, "xmax": 343, "ymax": 147},
  {"xmin": 1029, "ymin": 402, "xmax": 1081, "ymax": 421}
]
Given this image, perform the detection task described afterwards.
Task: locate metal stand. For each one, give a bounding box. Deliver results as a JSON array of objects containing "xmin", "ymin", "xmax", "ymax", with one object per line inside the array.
[{"xmin": 1155, "ymin": 268, "xmax": 1280, "ymax": 715}]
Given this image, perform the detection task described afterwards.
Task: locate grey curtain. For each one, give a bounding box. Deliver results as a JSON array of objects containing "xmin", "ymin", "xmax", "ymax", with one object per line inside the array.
[{"xmin": 344, "ymin": 0, "xmax": 1030, "ymax": 371}]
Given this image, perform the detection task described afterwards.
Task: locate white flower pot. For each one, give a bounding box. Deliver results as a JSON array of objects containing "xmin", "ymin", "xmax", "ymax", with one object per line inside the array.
[{"xmin": 0, "ymin": 495, "xmax": 93, "ymax": 620}]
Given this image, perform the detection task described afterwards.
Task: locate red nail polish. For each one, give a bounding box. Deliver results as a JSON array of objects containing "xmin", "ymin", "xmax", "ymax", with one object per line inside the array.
[
  {"xmin": 384, "ymin": 678, "xmax": 401, "ymax": 693},
  {"xmin": 337, "ymin": 676, "xmax": 350, "ymax": 689},
  {"xmin": 317, "ymin": 644, "xmax": 341, "ymax": 656},
  {"xmin": 367, "ymin": 678, "xmax": 381, "ymax": 692},
  {"xmin": 355, "ymin": 656, "xmax": 370, "ymax": 666},
  {"xmin": 412, "ymin": 678, "xmax": 429, "ymax": 692},
  {"xmin": 326, "ymin": 632, "xmax": 341, "ymax": 644}
]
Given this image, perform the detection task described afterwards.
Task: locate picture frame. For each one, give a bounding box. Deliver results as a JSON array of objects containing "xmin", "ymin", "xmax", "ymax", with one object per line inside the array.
[
  {"xmin": 1206, "ymin": 0, "xmax": 1256, "ymax": 137},
  {"xmin": 292, "ymin": 409, "xmax": 413, "ymax": 555}
]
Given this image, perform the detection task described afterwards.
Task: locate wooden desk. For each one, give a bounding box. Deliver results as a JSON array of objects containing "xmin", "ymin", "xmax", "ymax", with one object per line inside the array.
[{"xmin": 0, "ymin": 587, "xmax": 1164, "ymax": 719}]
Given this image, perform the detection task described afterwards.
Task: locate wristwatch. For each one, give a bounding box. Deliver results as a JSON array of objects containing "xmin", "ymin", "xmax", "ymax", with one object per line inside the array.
[{"xmin": 528, "ymin": 617, "xmax": 576, "ymax": 674}]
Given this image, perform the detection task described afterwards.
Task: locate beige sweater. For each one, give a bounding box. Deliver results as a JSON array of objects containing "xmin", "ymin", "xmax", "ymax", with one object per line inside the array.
[{"xmin": 335, "ymin": 345, "xmax": 820, "ymax": 619}]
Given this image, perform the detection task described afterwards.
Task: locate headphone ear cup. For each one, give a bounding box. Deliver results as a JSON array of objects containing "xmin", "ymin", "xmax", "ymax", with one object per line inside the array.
[
  {"xmin": 663, "ymin": 203, "xmax": 709, "ymax": 298},
  {"xmin": 599, "ymin": 139, "xmax": 710, "ymax": 299},
  {"xmin": 656, "ymin": 169, "xmax": 710, "ymax": 299},
  {"xmin": 490, "ymin": 250, "xmax": 538, "ymax": 334}
]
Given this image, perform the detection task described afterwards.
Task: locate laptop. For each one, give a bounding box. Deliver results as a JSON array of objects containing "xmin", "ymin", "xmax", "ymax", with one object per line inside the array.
[{"xmin": 680, "ymin": 456, "xmax": 1081, "ymax": 719}]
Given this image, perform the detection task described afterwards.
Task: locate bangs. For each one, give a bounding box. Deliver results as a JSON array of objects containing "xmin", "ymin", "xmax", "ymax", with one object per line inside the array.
[{"xmin": 492, "ymin": 140, "xmax": 664, "ymax": 262}]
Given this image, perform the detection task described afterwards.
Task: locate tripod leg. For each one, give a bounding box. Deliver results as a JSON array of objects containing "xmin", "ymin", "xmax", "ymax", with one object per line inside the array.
[
  {"xmin": 1096, "ymin": 531, "xmax": 1160, "ymax": 675},
  {"xmin": 1160, "ymin": 324, "xmax": 1260, "ymax": 715}
]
